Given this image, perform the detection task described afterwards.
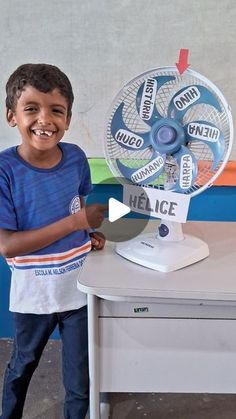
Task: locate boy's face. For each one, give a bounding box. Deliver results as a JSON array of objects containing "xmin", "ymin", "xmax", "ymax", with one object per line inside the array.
[{"xmin": 7, "ymin": 85, "xmax": 71, "ymax": 153}]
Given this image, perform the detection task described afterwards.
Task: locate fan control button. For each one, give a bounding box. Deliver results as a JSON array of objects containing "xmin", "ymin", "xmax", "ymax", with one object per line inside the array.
[{"xmin": 158, "ymin": 223, "xmax": 169, "ymax": 237}]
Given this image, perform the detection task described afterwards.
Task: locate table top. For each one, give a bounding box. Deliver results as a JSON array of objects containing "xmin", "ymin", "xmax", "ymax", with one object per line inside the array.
[{"xmin": 78, "ymin": 221, "xmax": 236, "ymax": 302}]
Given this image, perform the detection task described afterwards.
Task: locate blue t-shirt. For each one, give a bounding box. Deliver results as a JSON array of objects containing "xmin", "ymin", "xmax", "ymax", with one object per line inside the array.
[{"xmin": 0, "ymin": 142, "xmax": 92, "ymax": 313}]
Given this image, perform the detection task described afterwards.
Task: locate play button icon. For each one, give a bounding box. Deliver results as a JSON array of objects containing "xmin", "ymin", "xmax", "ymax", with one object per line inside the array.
[
  {"xmin": 108, "ymin": 198, "xmax": 131, "ymax": 222},
  {"xmin": 86, "ymin": 177, "xmax": 149, "ymax": 242}
]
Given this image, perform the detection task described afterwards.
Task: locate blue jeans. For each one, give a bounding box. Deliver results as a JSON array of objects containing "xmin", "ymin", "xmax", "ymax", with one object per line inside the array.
[{"xmin": 0, "ymin": 306, "xmax": 89, "ymax": 419}]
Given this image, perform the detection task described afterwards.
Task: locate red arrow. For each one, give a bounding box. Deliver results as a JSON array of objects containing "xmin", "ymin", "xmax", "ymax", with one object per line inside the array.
[{"xmin": 176, "ymin": 49, "xmax": 190, "ymax": 75}]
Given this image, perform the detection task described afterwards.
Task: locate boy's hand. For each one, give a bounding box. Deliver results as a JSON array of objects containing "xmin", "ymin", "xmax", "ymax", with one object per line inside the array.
[
  {"xmin": 89, "ymin": 231, "xmax": 106, "ymax": 250},
  {"xmin": 75, "ymin": 203, "xmax": 108, "ymax": 229}
]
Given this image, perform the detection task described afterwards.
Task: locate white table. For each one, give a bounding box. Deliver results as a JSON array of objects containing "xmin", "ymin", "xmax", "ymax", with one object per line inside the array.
[{"xmin": 78, "ymin": 221, "xmax": 236, "ymax": 419}]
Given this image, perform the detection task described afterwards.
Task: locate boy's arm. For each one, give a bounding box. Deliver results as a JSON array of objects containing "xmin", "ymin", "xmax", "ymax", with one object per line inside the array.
[{"xmin": 0, "ymin": 203, "xmax": 108, "ymax": 258}]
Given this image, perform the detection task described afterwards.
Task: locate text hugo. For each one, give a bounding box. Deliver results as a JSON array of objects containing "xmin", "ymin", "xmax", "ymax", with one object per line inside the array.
[{"xmin": 129, "ymin": 193, "xmax": 178, "ymax": 216}]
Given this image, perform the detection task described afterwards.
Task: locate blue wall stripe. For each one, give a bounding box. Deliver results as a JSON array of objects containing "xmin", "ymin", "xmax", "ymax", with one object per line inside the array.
[{"xmin": 87, "ymin": 185, "xmax": 236, "ymax": 221}]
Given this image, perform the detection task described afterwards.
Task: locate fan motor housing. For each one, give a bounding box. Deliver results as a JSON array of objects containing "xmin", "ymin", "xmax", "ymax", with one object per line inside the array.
[{"xmin": 150, "ymin": 118, "xmax": 185, "ymax": 155}]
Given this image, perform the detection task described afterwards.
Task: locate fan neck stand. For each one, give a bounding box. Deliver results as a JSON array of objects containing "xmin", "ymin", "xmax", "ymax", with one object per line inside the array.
[{"xmin": 115, "ymin": 220, "xmax": 209, "ymax": 273}]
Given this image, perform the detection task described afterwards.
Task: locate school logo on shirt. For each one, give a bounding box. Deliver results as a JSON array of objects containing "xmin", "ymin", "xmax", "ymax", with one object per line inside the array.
[{"xmin": 69, "ymin": 195, "xmax": 81, "ymax": 214}]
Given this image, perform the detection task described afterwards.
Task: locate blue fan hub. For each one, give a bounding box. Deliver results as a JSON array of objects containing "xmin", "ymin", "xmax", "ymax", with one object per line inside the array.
[
  {"xmin": 150, "ymin": 118, "xmax": 185, "ymax": 154},
  {"xmin": 156, "ymin": 126, "xmax": 176, "ymax": 144}
]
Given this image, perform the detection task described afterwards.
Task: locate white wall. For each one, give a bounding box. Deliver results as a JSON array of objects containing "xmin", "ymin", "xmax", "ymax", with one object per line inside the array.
[{"xmin": 0, "ymin": 0, "xmax": 235, "ymax": 158}]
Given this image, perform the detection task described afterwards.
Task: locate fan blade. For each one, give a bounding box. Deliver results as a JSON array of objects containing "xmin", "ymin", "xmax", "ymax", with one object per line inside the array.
[
  {"xmin": 116, "ymin": 151, "xmax": 166, "ymax": 185},
  {"xmin": 111, "ymin": 102, "xmax": 151, "ymax": 151},
  {"xmin": 167, "ymin": 85, "xmax": 222, "ymax": 122},
  {"xmin": 171, "ymin": 145, "xmax": 198, "ymax": 193},
  {"xmin": 136, "ymin": 76, "xmax": 176, "ymax": 126},
  {"xmin": 184, "ymin": 120, "xmax": 224, "ymax": 170}
]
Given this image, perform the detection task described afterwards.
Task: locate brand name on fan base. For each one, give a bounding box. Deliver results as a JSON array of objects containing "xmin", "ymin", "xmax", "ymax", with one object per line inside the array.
[
  {"xmin": 129, "ymin": 193, "xmax": 178, "ymax": 217},
  {"xmin": 188, "ymin": 122, "xmax": 220, "ymax": 142},
  {"xmin": 131, "ymin": 156, "xmax": 165, "ymax": 183},
  {"xmin": 174, "ymin": 86, "xmax": 200, "ymax": 111},
  {"xmin": 115, "ymin": 129, "xmax": 144, "ymax": 149},
  {"xmin": 139, "ymin": 78, "xmax": 157, "ymax": 120}
]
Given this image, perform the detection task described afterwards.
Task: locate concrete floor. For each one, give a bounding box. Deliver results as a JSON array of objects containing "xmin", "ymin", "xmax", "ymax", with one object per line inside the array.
[{"xmin": 1, "ymin": 340, "xmax": 236, "ymax": 418}]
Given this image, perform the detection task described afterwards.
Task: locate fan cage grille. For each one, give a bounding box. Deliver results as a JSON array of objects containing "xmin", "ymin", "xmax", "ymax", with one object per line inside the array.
[{"xmin": 105, "ymin": 67, "xmax": 233, "ymax": 197}]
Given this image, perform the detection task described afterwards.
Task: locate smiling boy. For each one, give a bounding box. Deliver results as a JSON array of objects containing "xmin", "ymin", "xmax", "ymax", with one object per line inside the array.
[{"xmin": 0, "ymin": 63, "xmax": 107, "ymax": 419}]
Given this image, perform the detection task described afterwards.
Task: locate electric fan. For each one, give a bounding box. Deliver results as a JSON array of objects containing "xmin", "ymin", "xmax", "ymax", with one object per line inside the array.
[{"xmin": 104, "ymin": 67, "xmax": 233, "ymax": 272}]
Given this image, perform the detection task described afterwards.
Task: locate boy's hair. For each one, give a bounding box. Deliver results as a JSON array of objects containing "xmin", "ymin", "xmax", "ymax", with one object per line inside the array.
[{"xmin": 6, "ymin": 63, "xmax": 74, "ymax": 117}]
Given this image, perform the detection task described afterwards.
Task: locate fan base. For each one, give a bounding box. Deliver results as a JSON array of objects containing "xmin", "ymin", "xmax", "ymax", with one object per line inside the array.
[{"xmin": 115, "ymin": 233, "xmax": 209, "ymax": 272}]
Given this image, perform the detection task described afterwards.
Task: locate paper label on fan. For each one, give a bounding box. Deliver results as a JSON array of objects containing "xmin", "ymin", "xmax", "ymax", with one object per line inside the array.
[
  {"xmin": 123, "ymin": 184, "xmax": 190, "ymax": 223},
  {"xmin": 115, "ymin": 129, "xmax": 144, "ymax": 149},
  {"xmin": 187, "ymin": 122, "xmax": 220, "ymax": 142},
  {"xmin": 139, "ymin": 78, "xmax": 157, "ymax": 120},
  {"xmin": 173, "ymin": 86, "xmax": 200, "ymax": 111}
]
